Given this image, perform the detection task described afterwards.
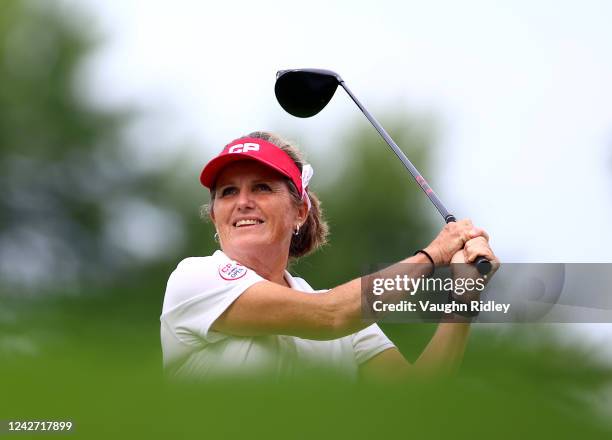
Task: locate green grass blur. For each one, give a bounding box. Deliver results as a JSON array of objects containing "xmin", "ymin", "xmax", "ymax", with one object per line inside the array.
[{"xmin": 2, "ymin": 290, "xmax": 611, "ymax": 439}]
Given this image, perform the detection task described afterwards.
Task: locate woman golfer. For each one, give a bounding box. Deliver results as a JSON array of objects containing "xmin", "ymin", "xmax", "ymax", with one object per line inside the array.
[{"xmin": 160, "ymin": 131, "xmax": 499, "ymax": 380}]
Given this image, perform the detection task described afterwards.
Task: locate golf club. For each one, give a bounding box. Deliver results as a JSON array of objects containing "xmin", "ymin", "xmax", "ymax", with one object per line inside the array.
[{"xmin": 275, "ymin": 68, "xmax": 492, "ymax": 275}]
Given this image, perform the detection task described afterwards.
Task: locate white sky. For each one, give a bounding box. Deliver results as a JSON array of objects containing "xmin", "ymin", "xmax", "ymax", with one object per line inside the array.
[
  {"xmin": 75, "ymin": 0, "xmax": 612, "ymax": 262},
  {"xmin": 69, "ymin": 0, "xmax": 612, "ymax": 355}
]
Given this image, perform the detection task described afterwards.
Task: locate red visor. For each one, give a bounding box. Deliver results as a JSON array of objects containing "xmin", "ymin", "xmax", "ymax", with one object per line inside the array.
[{"xmin": 200, "ymin": 137, "xmax": 303, "ymax": 194}]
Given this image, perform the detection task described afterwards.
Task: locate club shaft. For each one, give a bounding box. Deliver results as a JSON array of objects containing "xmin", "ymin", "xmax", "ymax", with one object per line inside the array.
[
  {"xmin": 339, "ymin": 80, "xmax": 492, "ymax": 275},
  {"xmin": 339, "ymin": 82, "xmax": 455, "ymax": 223}
]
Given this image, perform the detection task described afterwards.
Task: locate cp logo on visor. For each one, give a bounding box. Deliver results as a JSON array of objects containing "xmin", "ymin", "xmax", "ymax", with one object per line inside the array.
[{"xmin": 228, "ymin": 143, "xmax": 260, "ymax": 154}]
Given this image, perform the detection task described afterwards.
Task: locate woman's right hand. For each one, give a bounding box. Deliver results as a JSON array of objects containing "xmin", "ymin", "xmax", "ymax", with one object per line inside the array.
[{"xmin": 423, "ymin": 219, "xmax": 489, "ymax": 266}]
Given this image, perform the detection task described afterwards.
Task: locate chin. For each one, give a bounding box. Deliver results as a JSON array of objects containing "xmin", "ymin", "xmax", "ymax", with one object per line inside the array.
[{"xmin": 227, "ymin": 235, "xmax": 272, "ymax": 252}]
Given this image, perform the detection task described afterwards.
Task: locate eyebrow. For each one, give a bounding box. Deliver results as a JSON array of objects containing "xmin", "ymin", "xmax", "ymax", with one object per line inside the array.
[{"xmin": 217, "ymin": 177, "xmax": 281, "ymax": 187}]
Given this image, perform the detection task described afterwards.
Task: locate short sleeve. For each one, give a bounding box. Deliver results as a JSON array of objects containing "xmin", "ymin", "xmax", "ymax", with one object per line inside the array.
[
  {"xmin": 160, "ymin": 253, "xmax": 265, "ymax": 346},
  {"xmin": 351, "ymin": 324, "xmax": 396, "ymax": 365}
]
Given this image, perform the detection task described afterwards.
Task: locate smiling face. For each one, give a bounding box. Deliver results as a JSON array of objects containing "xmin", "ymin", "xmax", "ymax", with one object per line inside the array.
[{"xmin": 210, "ymin": 160, "xmax": 307, "ymax": 264}]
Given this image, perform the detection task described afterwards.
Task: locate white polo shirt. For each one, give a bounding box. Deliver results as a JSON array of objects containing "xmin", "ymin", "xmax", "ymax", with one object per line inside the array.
[{"xmin": 160, "ymin": 250, "xmax": 395, "ymax": 380}]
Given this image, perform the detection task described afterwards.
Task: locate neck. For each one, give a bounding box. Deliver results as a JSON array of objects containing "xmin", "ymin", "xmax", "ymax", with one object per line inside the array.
[{"xmin": 221, "ymin": 245, "xmax": 290, "ymax": 287}]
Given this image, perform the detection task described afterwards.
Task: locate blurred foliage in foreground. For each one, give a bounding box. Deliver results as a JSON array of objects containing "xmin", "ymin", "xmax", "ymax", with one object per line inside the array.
[
  {"xmin": 1, "ymin": 1, "xmax": 611, "ymax": 438},
  {"xmin": 2, "ymin": 290, "xmax": 612, "ymax": 439}
]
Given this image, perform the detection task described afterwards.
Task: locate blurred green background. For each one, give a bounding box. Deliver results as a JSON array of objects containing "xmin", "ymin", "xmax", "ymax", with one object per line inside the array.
[{"xmin": 1, "ymin": 1, "xmax": 611, "ymax": 438}]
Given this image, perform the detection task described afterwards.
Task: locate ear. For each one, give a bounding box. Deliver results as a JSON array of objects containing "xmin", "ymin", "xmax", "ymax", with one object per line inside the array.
[
  {"xmin": 296, "ymin": 198, "xmax": 309, "ymax": 225},
  {"xmin": 209, "ymin": 202, "xmax": 216, "ymax": 223}
]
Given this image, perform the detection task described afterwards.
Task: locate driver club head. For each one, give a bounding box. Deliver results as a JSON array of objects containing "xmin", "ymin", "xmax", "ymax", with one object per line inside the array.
[{"xmin": 275, "ymin": 68, "xmax": 343, "ymax": 118}]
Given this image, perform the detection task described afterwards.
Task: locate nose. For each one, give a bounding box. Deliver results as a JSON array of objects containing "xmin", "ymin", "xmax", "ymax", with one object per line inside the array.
[{"xmin": 236, "ymin": 186, "xmax": 255, "ymax": 210}]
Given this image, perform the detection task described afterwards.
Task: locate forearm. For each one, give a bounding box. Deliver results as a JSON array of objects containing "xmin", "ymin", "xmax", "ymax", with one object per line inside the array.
[
  {"xmin": 326, "ymin": 252, "xmax": 434, "ymax": 338},
  {"xmin": 214, "ymin": 253, "xmax": 437, "ymax": 341},
  {"xmin": 358, "ymin": 319, "xmax": 472, "ymax": 382},
  {"xmin": 408, "ymin": 240, "xmax": 496, "ymax": 376},
  {"xmin": 413, "ymin": 318, "xmax": 472, "ymax": 376},
  {"xmin": 411, "ymin": 240, "xmax": 493, "ymax": 376}
]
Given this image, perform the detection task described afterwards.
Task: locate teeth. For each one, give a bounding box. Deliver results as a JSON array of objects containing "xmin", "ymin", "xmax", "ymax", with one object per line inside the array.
[{"xmin": 235, "ymin": 219, "xmax": 262, "ymax": 227}]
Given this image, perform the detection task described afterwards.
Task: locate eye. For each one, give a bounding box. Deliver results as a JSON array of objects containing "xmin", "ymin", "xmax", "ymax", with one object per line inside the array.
[
  {"xmin": 254, "ymin": 183, "xmax": 272, "ymax": 192},
  {"xmin": 220, "ymin": 186, "xmax": 238, "ymax": 197}
]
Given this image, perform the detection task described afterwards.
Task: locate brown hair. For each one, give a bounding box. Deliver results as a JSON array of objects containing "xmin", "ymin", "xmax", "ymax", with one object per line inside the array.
[{"xmin": 205, "ymin": 131, "xmax": 328, "ymax": 258}]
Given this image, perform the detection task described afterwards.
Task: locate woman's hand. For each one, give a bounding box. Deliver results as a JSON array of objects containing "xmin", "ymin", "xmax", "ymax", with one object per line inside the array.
[
  {"xmin": 458, "ymin": 235, "xmax": 499, "ymax": 271},
  {"xmin": 423, "ymin": 219, "xmax": 489, "ymax": 266},
  {"xmin": 449, "ymin": 235, "xmax": 500, "ymax": 302}
]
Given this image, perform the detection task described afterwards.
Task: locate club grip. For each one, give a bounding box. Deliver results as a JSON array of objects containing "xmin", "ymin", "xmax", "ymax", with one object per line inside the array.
[
  {"xmin": 445, "ymin": 214, "xmax": 492, "ymax": 275},
  {"xmin": 475, "ymin": 256, "xmax": 492, "ymax": 275}
]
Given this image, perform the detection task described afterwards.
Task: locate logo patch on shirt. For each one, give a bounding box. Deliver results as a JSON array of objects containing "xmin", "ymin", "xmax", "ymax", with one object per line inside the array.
[{"xmin": 218, "ymin": 261, "xmax": 247, "ymax": 281}]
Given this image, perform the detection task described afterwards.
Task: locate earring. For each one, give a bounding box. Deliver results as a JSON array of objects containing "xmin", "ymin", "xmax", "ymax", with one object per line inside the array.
[
  {"xmin": 214, "ymin": 231, "xmax": 219, "ymax": 242},
  {"xmin": 294, "ymin": 224, "xmax": 300, "ymax": 236}
]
